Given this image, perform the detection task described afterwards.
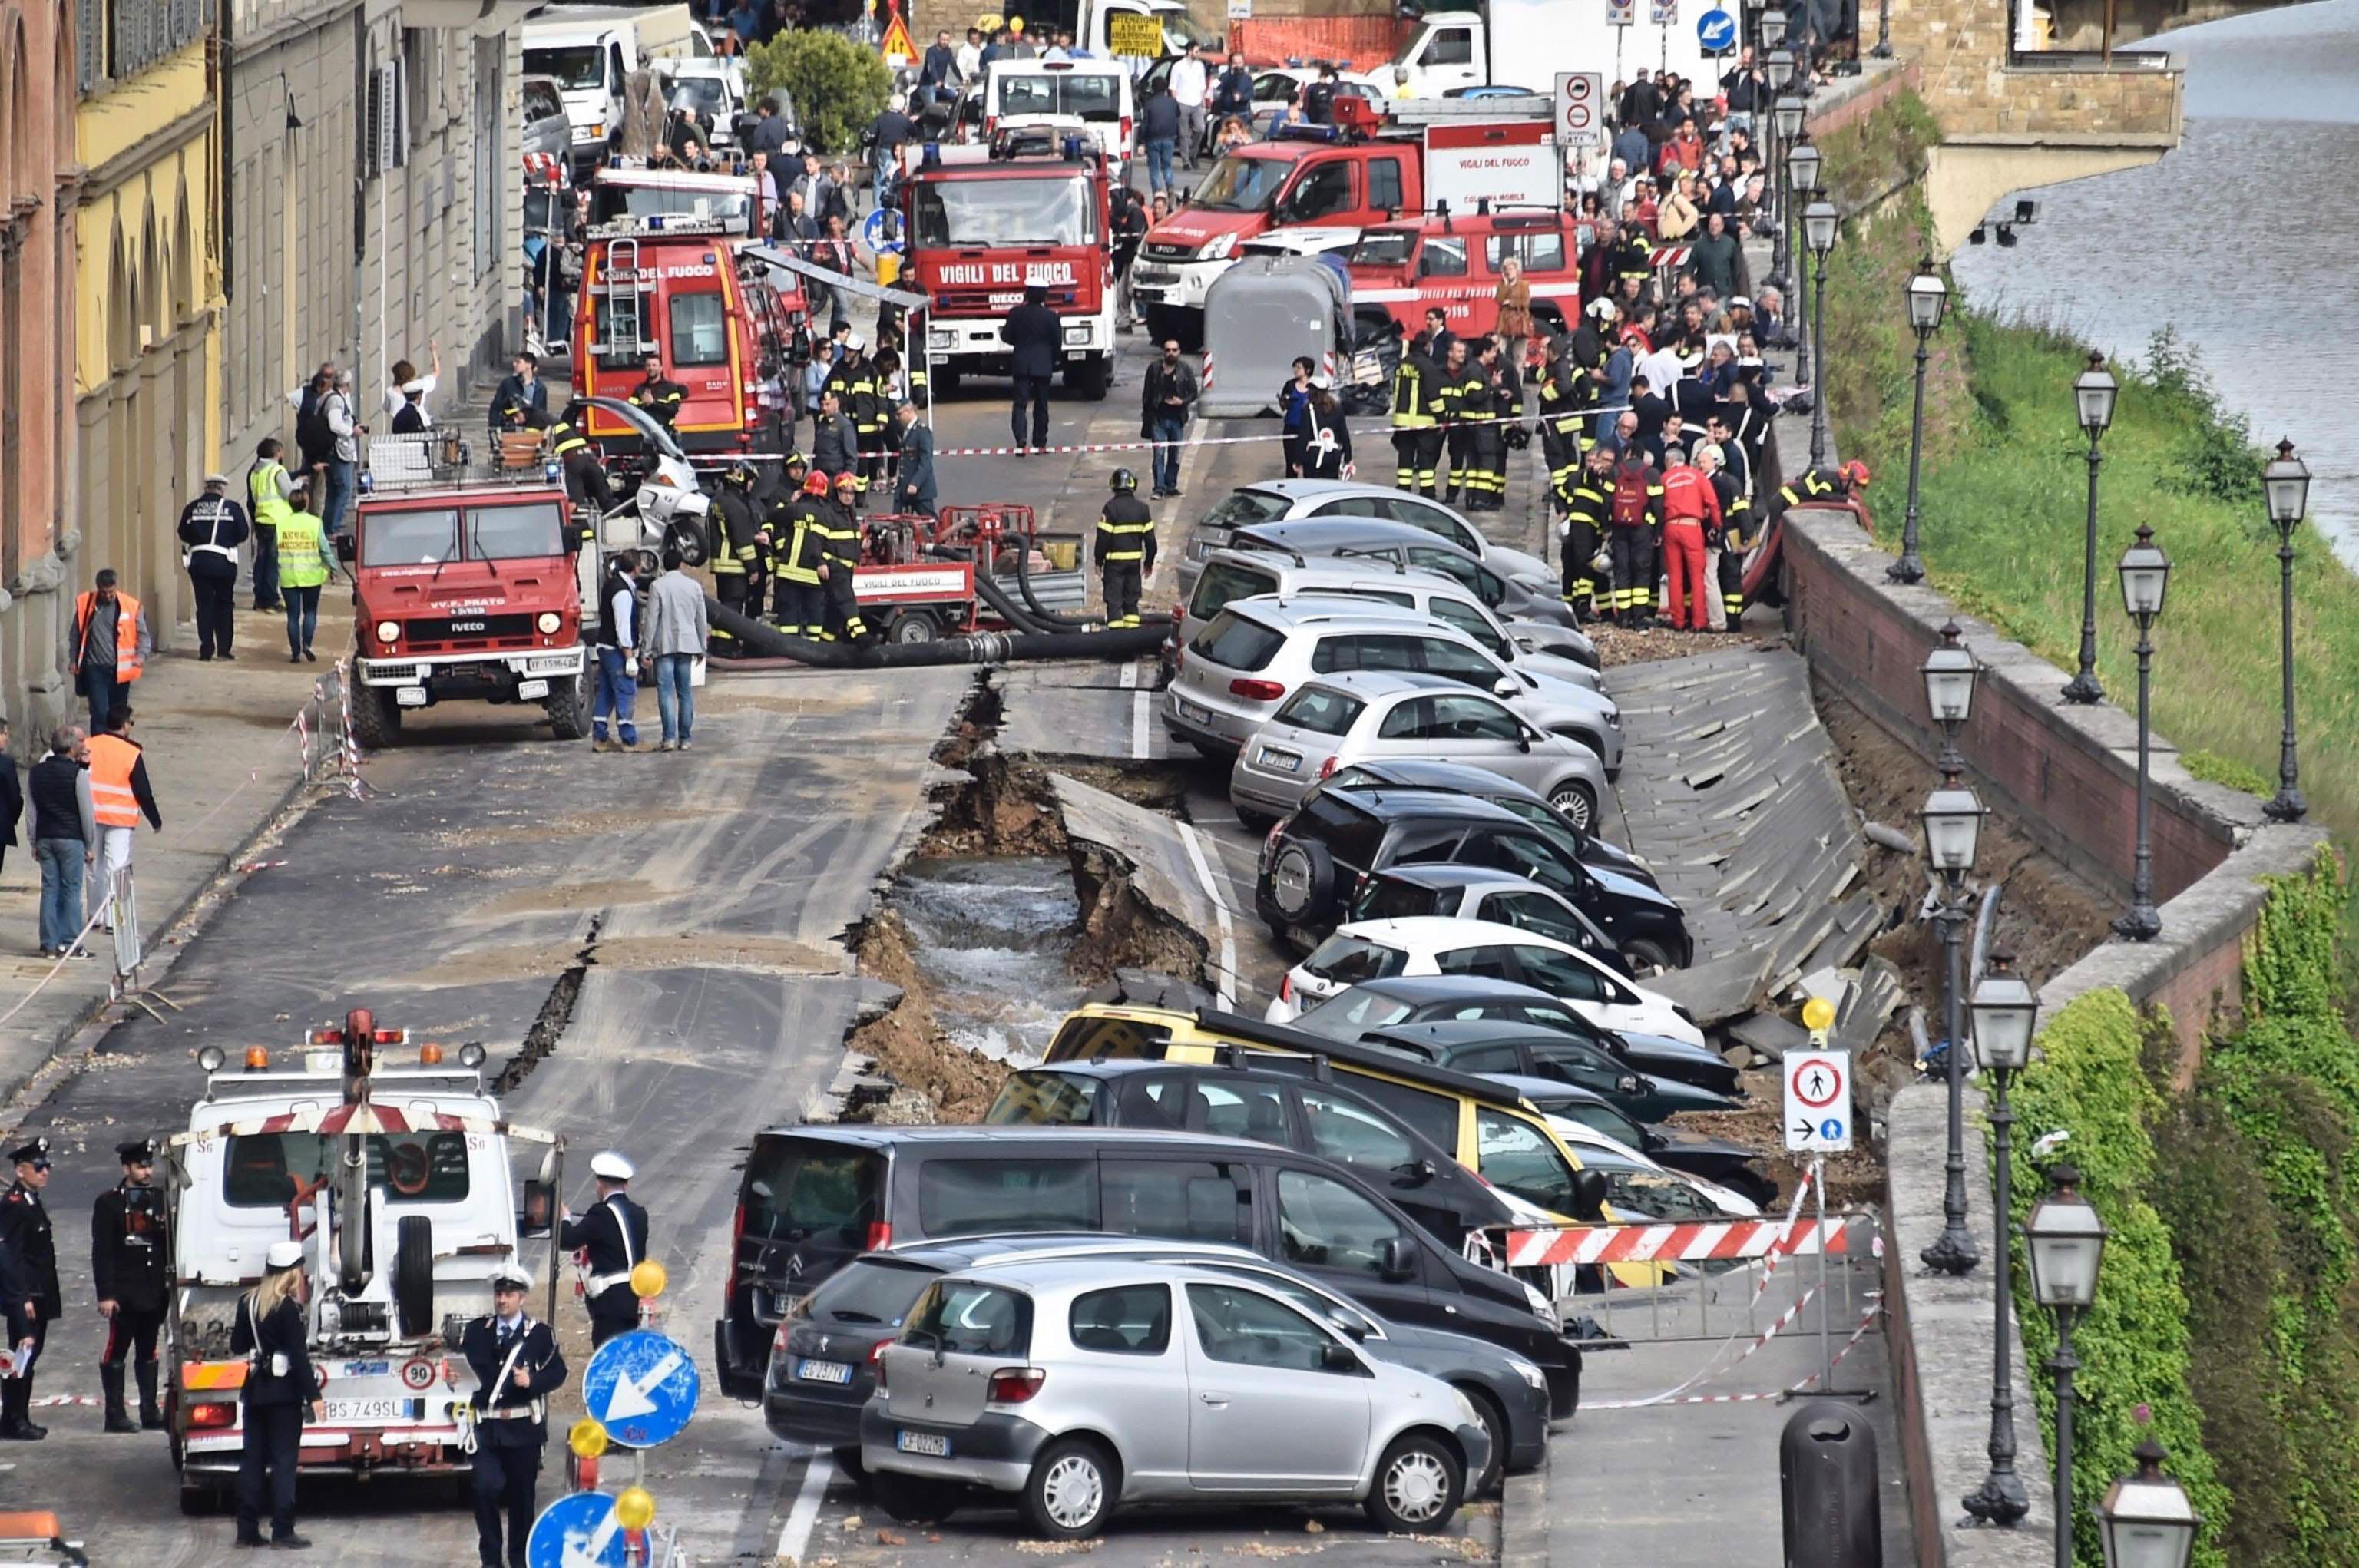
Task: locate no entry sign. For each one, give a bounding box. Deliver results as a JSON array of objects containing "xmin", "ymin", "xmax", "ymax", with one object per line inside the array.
[{"xmin": 1554, "ymin": 72, "xmax": 1605, "ymax": 151}]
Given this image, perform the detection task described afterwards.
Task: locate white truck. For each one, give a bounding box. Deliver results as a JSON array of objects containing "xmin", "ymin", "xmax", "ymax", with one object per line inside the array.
[
  {"xmin": 524, "ymin": 3, "xmax": 716, "ymax": 174},
  {"xmin": 162, "ymin": 1012, "xmax": 567, "ymax": 1513},
  {"xmin": 1391, "ymin": 0, "xmax": 1745, "ymax": 100}
]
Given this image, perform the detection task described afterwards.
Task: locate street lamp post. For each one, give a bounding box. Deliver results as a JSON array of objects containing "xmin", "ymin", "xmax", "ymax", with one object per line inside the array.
[
  {"xmin": 1785, "ymin": 133, "xmax": 1819, "ymax": 383},
  {"xmin": 1960, "ymin": 953, "xmax": 2037, "ymax": 1527},
  {"xmin": 2113, "ymin": 524, "xmax": 2171, "ymax": 941},
  {"xmin": 2060, "ymin": 351, "xmax": 2118, "ymax": 705},
  {"xmin": 1889, "ymin": 257, "xmax": 1949, "ymax": 585},
  {"xmin": 2099, "ymin": 1440, "xmax": 2202, "ymax": 1568},
  {"xmin": 2025, "ymin": 1165, "xmax": 2109, "ymax": 1568},
  {"xmin": 1918, "ymin": 620, "xmax": 1984, "ymax": 1277},
  {"xmin": 2263, "ymin": 438, "xmax": 2312, "ymax": 823},
  {"xmin": 1803, "ymin": 199, "xmax": 1839, "ymax": 469},
  {"xmin": 1770, "ymin": 96, "xmax": 1805, "ymax": 292}
]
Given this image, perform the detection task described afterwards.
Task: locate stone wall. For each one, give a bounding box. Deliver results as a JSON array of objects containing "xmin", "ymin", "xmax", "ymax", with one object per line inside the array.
[{"xmin": 1886, "ymin": 0, "xmax": 2182, "ymax": 141}]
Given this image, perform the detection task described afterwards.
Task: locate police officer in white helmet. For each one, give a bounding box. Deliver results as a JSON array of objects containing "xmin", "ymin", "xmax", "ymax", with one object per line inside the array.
[{"xmin": 560, "ymin": 1151, "xmax": 650, "ymax": 1347}]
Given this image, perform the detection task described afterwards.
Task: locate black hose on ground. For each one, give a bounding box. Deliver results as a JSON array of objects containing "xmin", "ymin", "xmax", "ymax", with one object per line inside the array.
[
  {"xmin": 1009, "ymin": 534, "xmax": 1102, "ymax": 630},
  {"xmin": 704, "ymin": 597, "xmax": 1169, "ymax": 666}
]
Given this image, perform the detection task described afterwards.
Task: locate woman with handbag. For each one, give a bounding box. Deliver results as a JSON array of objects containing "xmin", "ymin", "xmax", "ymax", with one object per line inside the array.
[{"xmin": 230, "ymin": 1241, "xmax": 322, "ymax": 1549}]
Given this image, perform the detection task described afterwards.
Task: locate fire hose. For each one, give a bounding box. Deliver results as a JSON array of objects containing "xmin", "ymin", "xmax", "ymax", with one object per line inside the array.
[{"xmin": 705, "ymin": 598, "xmax": 1170, "ymax": 667}]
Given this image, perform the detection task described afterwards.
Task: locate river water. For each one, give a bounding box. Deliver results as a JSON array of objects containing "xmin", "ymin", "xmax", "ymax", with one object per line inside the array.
[
  {"xmin": 892, "ymin": 855, "xmax": 1084, "ymax": 1067},
  {"xmin": 1946, "ymin": 0, "xmax": 2359, "ymax": 564}
]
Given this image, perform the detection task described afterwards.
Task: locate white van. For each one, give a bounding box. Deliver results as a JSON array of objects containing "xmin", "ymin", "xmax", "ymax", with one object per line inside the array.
[
  {"xmin": 969, "ymin": 57, "xmax": 1135, "ymax": 169},
  {"xmin": 524, "ymin": 3, "xmax": 713, "ymax": 172}
]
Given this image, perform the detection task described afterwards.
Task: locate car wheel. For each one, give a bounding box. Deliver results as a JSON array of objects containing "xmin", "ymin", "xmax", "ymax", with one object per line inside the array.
[
  {"xmin": 1547, "ymin": 779, "xmax": 1598, "ymax": 832},
  {"xmin": 1021, "ymin": 1436, "xmax": 1117, "ymax": 1541},
  {"xmin": 1458, "ymin": 1386, "xmax": 1509, "ymax": 1497},
  {"xmin": 872, "ymin": 1469, "xmax": 960, "ymax": 1526},
  {"xmin": 1234, "ymin": 804, "xmax": 1276, "ymax": 833},
  {"xmin": 1266, "ymin": 839, "xmax": 1335, "ymax": 927},
  {"xmin": 1620, "ymin": 937, "xmax": 1676, "ymax": 978},
  {"xmin": 1365, "ymin": 1431, "xmax": 1463, "ymax": 1533},
  {"xmin": 831, "ymin": 1444, "xmax": 866, "ymax": 1480}
]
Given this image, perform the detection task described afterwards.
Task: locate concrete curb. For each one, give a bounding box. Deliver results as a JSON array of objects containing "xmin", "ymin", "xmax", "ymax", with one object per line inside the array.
[{"xmin": 1499, "ymin": 1455, "xmax": 1551, "ymax": 1568}]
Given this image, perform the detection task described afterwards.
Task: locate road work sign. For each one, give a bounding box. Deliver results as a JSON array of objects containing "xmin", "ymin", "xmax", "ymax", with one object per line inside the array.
[
  {"xmin": 1107, "ymin": 12, "xmax": 1163, "ymax": 55},
  {"xmin": 582, "ymin": 1328, "xmax": 701, "ymax": 1449},
  {"xmin": 1784, "ymin": 1049, "xmax": 1852, "ymax": 1153}
]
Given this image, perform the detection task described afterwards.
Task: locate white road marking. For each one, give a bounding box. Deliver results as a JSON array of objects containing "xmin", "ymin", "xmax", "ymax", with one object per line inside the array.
[
  {"xmin": 1132, "ymin": 691, "xmax": 1152, "ymax": 759},
  {"xmin": 1176, "ymin": 820, "xmax": 1239, "ymax": 1009},
  {"xmin": 776, "ymin": 1451, "xmax": 835, "ymax": 1565}
]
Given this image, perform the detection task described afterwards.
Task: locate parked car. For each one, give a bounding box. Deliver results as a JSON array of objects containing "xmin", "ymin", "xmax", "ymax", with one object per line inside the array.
[
  {"xmin": 1484, "ymin": 1073, "xmax": 1773, "ymax": 1206},
  {"xmin": 1226, "ymin": 514, "xmax": 1574, "ymax": 627},
  {"xmin": 1345, "ymin": 863, "xmax": 1622, "ymax": 961},
  {"xmin": 1360, "ymin": 1017, "xmax": 1741, "ymax": 1122},
  {"xmin": 1168, "ymin": 600, "xmax": 1619, "ymax": 766},
  {"xmin": 521, "ymin": 74, "xmax": 573, "ymax": 167},
  {"xmin": 1289, "ymin": 973, "xmax": 1739, "ymax": 1095},
  {"xmin": 1231, "ymin": 672, "xmax": 1608, "ymax": 832},
  {"xmin": 1176, "ymin": 478, "xmax": 1550, "ymax": 602},
  {"xmin": 1252, "ymin": 787, "xmax": 1689, "ymax": 971},
  {"xmin": 861, "ymin": 1259, "xmax": 1491, "ymax": 1539},
  {"xmin": 1543, "ymin": 1134, "xmax": 1757, "ymax": 1220},
  {"xmin": 1312, "ymin": 756, "xmax": 1651, "ymax": 886},
  {"xmin": 715, "ymin": 1124, "xmax": 1585, "ymax": 1414},
  {"xmin": 765, "ymin": 1234, "xmax": 1551, "ymax": 1494},
  {"xmin": 983, "ymin": 1056, "xmax": 1518, "ymax": 1249},
  {"xmin": 1180, "ymin": 548, "xmax": 1598, "ymax": 677}
]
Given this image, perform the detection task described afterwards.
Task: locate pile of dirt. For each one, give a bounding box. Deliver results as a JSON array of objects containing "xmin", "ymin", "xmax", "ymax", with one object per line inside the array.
[
  {"xmin": 1067, "ymin": 841, "xmax": 1211, "ymax": 982},
  {"xmin": 1587, "ymin": 621, "xmax": 1775, "ymax": 669},
  {"xmin": 843, "ymin": 908, "xmax": 1011, "ymax": 1121},
  {"xmin": 919, "ymin": 747, "xmax": 1065, "ymax": 859}
]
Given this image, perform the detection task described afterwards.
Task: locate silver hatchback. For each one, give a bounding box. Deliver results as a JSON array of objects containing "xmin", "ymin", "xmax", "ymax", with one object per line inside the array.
[
  {"xmin": 1231, "ymin": 671, "xmax": 1610, "ymax": 829},
  {"xmin": 862, "ymin": 1257, "xmax": 1490, "ymax": 1541}
]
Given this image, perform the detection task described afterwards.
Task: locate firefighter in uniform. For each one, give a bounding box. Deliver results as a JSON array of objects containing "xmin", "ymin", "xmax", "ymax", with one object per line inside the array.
[
  {"xmin": 1556, "ymin": 444, "xmax": 1616, "ymax": 623},
  {"xmin": 1466, "ymin": 339, "xmax": 1518, "ymax": 512},
  {"xmin": 1434, "ymin": 340, "xmax": 1480, "ymax": 505},
  {"xmin": 1612, "ymin": 224, "xmax": 1656, "ymax": 301},
  {"xmin": 710, "ymin": 463, "xmax": 766, "ymax": 651},
  {"xmin": 630, "ymin": 352, "xmax": 687, "ymax": 433},
  {"xmin": 828, "ymin": 332, "xmax": 887, "ymax": 504},
  {"xmin": 0, "ymin": 1136, "xmax": 58, "ymax": 1441},
  {"xmin": 92, "ymin": 1137, "xmax": 167, "ymax": 1433},
  {"xmin": 819, "ymin": 471, "xmax": 872, "ymax": 643},
  {"xmin": 1700, "ymin": 442, "xmax": 1753, "ymax": 631},
  {"xmin": 461, "ymin": 1264, "xmax": 567, "ymax": 1568},
  {"xmin": 770, "ymin": 470, "xmax": 831, "ymax": 637},
  {"xmin": 1388, "ymin": 323, "xmax": 1441, "ymax": 497},
  {"xmin": 557, "ymin": 1150, "xmax": 650, "ymax": 1348},
  {"xmin": 757, "ymin": 452, "xmax": 811, "ymax": 621},
  {"xmin": 550, "ymin": 404, "xmax": 617, "ymax": 524},
  {"xmin": 1606, "ymin": 449, "xmax": 1666, "ymax": 627},
  {"xmin": 1761, "ymin": 458, "xmax": 1871, "ymax": 527},
  {"xmin": 1095, "ymin": 469, "xmax": 1156, "ymax": 629}
]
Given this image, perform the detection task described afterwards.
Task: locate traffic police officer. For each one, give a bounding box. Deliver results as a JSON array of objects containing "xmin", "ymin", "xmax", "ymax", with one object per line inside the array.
[
  {"xmin": 1555, "ymin": 443, "xmax": 1616, "ymax": 623},
  {"xmin": 558, "ymin": 1150, "xmax": 650, "ymax": 1348},
  {"xmin": 710, "ymin": 462, "xmax": 766, "ymax": 650},
  {"xmin": 1094, "ymin": 469, "xmax": 1156, "ymax": 630},
  {"xmin": 630, "ymin": 352, "xmax": 687, "ymax": 433},
  {"xmin": 0, "ymin": 1136, "xmax": 58, "ymax": 1441},
  {"xmin": 93, "ymin": 1136, "xmax": 168, "ymax": 1433},
  {"xmin": 820, "ymin": 472, "xmax": 873, "ymax": 642},
  {"xmin": 771, "ymin": 471, "xmax": 832, "ymax": 637},
  {"xmin": 462, "ymin": 1263, "xmax": 567, "ymax": 1568}
]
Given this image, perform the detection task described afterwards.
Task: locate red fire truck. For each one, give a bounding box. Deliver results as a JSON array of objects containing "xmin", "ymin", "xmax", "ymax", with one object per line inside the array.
[
  {"xmin": 574, "ymin": 160, "xmax": 809, "ymax": 460},
  {"xmin": 901, "ymin": 130, "xmax": 1116, "ymax": 400},
  {"xmin": 1345, "ymin": 205, "xmax": 1590, "ymax": 341}
]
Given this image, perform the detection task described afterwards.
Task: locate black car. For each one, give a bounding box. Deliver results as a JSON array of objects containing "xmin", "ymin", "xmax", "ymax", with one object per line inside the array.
[
  {"xmin": 1360, "ymin": 1018, "xmax": 1742, "ymax": 1123},
  {"xmin": 984, "ymin": 1057, "xmax": 1516, "ymax": 1249},
  {"xmin": 1317, "ymin": 758, "xmax": 1657, "ymax": 889},
  {"xmin": 716, "ymin": 1124, "xmax": 1589, "ymax": 1417},
  {"xmin": 1290, "ymin": 973, "xmax": 1741, "ymax": 1096},
  {"xmin": 765, "ymin": 1234, "xmax": 1553, "ymax": 1494},
  {"xmin": 1483, "ymin": 1073, "xmax": 1775, "ymax": 1205},
  {"xmin": 1256, "ymin": 787, "xmax": 1692, "ymax": 974}
]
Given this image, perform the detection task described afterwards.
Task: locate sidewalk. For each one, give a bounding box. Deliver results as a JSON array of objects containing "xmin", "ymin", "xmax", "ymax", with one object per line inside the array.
[{"xmin": 0, "ymin": 596, "xmax": 355, "ymax": 1105}]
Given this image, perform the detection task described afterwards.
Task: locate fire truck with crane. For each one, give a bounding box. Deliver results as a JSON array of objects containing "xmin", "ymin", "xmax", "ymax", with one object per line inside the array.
[
  {"xmin": 899, "ymin": 127, "xmax": 1117, "ymax": 401},
  {"xmin": 160, "ymin": 1011, "xmax": 567, "ymax": 1515},
  {"xmin": 572, "ymin": 157, "xmax": 811, "ymax": 469}
]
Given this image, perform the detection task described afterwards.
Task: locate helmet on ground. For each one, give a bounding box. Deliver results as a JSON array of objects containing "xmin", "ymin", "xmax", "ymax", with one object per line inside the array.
[
  {"xmin": 1110, "ymin": 468, "xmax": 1138, "ymax": 494},
  {"xmin": 802, "ymin": 471, "xmax": 832, "ymax": 495},
  {"xmin": 1840, "ymin": 458, "xmax": 1872, "ymax": 488}
]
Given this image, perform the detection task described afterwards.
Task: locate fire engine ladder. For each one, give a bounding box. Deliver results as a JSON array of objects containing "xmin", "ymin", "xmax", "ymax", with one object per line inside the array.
[{"xmin": 599, "ymin": 237, "xmax": 654, "ymax": 362}]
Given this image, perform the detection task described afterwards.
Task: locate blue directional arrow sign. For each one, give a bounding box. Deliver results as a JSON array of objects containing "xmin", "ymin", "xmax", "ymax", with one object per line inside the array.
[
  {"xmin": 862, "ymin": 206, "xmax": 907, "ymax": 256},
  {"xmin": 1697, "ymin": 7, "xmax": 1737, "ymax": 51},
  {"xmin": 526, "ymin": 1490, "xmax": 625, "ymax": 1568},
  {"xmin": 581, "ymin": 1328, "xmax": 701, "ymax": 1449}
]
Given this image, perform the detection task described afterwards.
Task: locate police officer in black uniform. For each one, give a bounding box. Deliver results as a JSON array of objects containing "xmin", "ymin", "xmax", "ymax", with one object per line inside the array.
[
  {"xmin": 0, "ymin": 1136, "xmax": 58, "ymax": 1441},
  {"xmin": 462, "ymin": 1263, "xmax": 567, "ymax": 1568},
  {"xmin": 1094, "ymin": 469, "xmax": 1156, "ymax": 630},
  {"xmin": 630, "ymin": 352, "xmax": 687, "ymax": 433},
  {"xmin": 558, "ymin": 1151, "xmax": 650, "ymax": 1348},
  {"xmin": 92, "ymin": 1136, "xmax": 169, "ymax": 1433}
]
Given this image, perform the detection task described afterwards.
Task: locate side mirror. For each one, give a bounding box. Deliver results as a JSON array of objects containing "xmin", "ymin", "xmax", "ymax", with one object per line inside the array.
[
  {"xmin": 1492, "ymin": 676, "xmax": 1517, "ymax": 698},
  {"xmin": 1326, "ymin": 1307, "xmax": 1371, "ymax": 1342},
  {"xmin": 1573, "ymin": 1169, "xmax": 1610, "ymax": 1221},
  {"xmin": 1320, "ymin": 1339, "xmax": 1362, "ymax": 1371},
  {"xmin": 1401, "ymin": 1159, "xmax": 1438, "ymax": 1186},
  {"xmin": 1379, "ymin": 1235, "xmax": 1417, "ymax": 1282},
  {"xmin": 519, "ymin": 1179, "xmax": 557, "ymax": 1239},
  {"xmin": 1616, "ymin": 1073, "xmax": 1642, "ymax": 1097}
]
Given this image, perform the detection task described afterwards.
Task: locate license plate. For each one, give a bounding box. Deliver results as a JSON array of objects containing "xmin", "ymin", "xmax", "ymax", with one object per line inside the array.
[
  {"xmin": 1176, "ymin": 698, "xmax": 1211, "ymax": 723},
  {"xmin": 395, "ymin": 686, "xmax": 428, "ymax": 707},
  {"xmin": 896, "ymin": 1429, "xmax": 951, "ymax": 1457},
  {"xmin": 796, "ymin": 1358, "xmax": 853, "ymax": 1384},
  {"xmin": 322, "ymin": 1398, "xmax": 416, "ymax": 1422},
  {"xmin": 1133, "ymin": 287, "xmax": 1166, "ymax": 302},
  {"xmin": 1258, "ymin": 747, "xmax": 1301, "ymax": 773},
  {"xmin": 1133, "ymin": 269, "xmax": 1178, "ymax": 285},
  {"xmin": 516, "ymin": 678, "xmax": 551, "ymax": 700}
]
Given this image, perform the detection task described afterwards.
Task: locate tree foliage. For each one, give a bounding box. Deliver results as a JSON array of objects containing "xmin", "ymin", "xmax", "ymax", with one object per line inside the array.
[{"xmin": 746, "ymin": 30, "xmax": 889, "ymax": 157}]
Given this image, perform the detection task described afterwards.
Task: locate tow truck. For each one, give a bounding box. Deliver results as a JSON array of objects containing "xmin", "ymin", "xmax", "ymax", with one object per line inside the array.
[
  {"xmin": 574, "ymin": 158, "xmax": 809, "ymax": 461},
  {"xmin": 162, "ymin": 1011, "xmax": 565, "ymax": 1514},
  {"xmin": 1132, "ymin": 94, "xmax": 1560, "ymax": 348},
  {"xmin": 901, "ymin": 128, "xmax": 1117, "ymax": 400}
]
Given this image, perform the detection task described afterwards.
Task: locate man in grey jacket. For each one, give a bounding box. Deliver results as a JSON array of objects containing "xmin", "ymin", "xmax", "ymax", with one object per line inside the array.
[{"xmin": 637, "ymin": 547, "xmax": 710, "ymax": 752}]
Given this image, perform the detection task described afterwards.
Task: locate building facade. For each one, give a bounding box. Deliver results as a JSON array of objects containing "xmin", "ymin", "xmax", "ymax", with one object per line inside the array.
[
  {"xmin": 71, "ymin": 0, "xmax": 223, "ymax": 684},
  {"xmin": 0, "ymin": 0, "xmax": 81, "ymax": 733}
]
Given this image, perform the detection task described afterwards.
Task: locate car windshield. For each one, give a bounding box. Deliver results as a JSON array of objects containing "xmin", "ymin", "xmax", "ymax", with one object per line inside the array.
[
  {"xmin": 1353, "ymin": 878, "xmax": 1444, "ymax": 922},
  {"xmin": 912, "ymin": 175, "xmax": 1092, "ymax": 247},
  {"xmin": 1270, "ymin": 685, "xmax": 1365, "ymax": 736},
  {"xmin": 1189, "ymin": 559, "xmax": 1279, "ymax": 621},
  {"xmin": 223, "ymin": 1132, "xmax": 471, "ymax": 1207},
  {"xmin": 1191, "ymin": 152, "xmax": 1289, "ymax": 213},
  {"xmin": 1188, "ymin": 609, "xmax": 1285, "ymax": 672},
  {"xmin": 1201, "ymin": 489, "xmax": 1292, "ymax": 534},
  {"xmin": 591, "ymin": 184, "xmax": 754, "ymax": 230},
  {"xmin": 669, "ymin": 78, "xmax": 731, "ymax": 117},
  {"xmin": 984, "ymin": 1071, "xmax": 1101, "ymax": 1125},
  {"xmin": 526, "ymin": 45, "xmax": 604, "ymax": 91},
  {"xmin": 361, "ymin": 508, "xmax": 461, "ymax": 567},
  {"xmin": 906, "ymin": 1279, "xmax": 1033, "ymax": 1358},
  {"xmin": 1163, "ymin": 9, "xmax": 1221, "ymax": 50},
  {"xmin": 1348, "ymin": 230, "xmax": 1417, "ymax": 267},
  {"xmin": 1301, "ymin": 935, "xmax": 1408, "ymax": 987},
  {"xmin": 1293, "ymin": 987, "xmax": 1417, "ymax": 1038},
  {"xmin": 998, "ymin": 71, "xmax": 1123, "ymax": 121},
  {"xmin": 469, "ymin": 502, "xmax": 567, "ymax": 561},
  {"xmin": 794, "ymin": 1257, "xmax": 939, "ymax": 1328}
]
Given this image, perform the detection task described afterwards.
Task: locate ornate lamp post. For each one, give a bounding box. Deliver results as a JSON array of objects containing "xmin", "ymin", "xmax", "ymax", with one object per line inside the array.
[
  {"xmin": 1770, "ymin": 95, "xmax": 1806, "ymax": 290},
  {"xmin": 1889, "ymin": 258, "xmax": 1950, "ymax": 584},
  {"xmin": 2025, "ymin": 1166, "xmax": 2109, "ymax": 1568},
  {"xmin": 2113, "ymin": 524, "xmax": 2171, "ymax": 941},
  {"xmin": 1918, "ymin": 620, "xmax": 1984, "ymax": 1276},
  {"xmin": 1960, "ymin": 954, "xmax": 2037, "ymax": 1527},
  {"xmin": 1803, "ymin": 199, "xmax": 1839, "ymax": 468},
  {"xmin": 1783, "ymin": 134, "xmax": 1819, "ymax": 380},
  {"xmin": 2099, "ymin": 1441, "xmax": 2202, "ymax": 1568},
  {"xmin": 2061, "ymin": 351, "xmax": 2119, "ymax": 705},
  {"xmin": 2262, "ymin": 438, "xmax": 2311, "ymax": 823}
]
